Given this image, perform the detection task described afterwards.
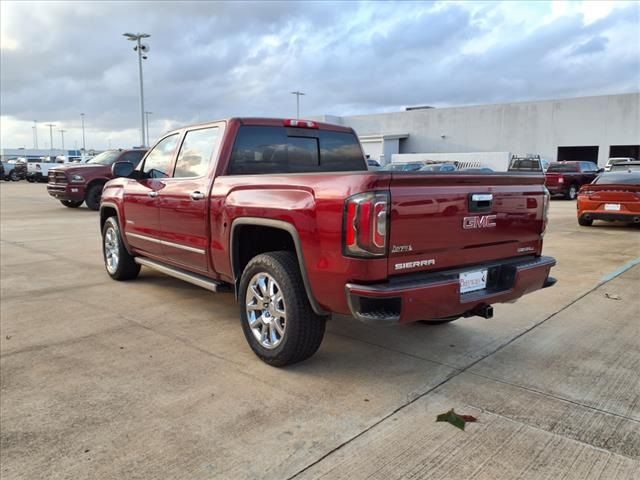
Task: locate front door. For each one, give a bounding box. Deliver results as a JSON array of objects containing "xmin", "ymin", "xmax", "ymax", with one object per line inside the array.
[
  {"xmin": 122, "ymin": 133, "xmax": 180, "ymax": 257},
  {"xmin": 157, "ymin": 126, "xmax": 222, "ymax": 273}
]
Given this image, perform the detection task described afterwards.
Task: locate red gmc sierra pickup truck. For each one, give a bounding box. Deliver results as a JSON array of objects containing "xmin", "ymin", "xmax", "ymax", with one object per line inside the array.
[{"xmin": 100, "ymin": 118, "xmax": 556, "ymax": 366}]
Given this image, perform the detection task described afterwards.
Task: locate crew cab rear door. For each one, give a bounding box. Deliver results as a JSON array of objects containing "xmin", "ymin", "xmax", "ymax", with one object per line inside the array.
[
  {"xmin": 387, "ymin": 173, "xmax": 546, "ymax": 276},
  {"xmin": 156, "ymin": 125, "xmax": 223, "ymax": 273}
]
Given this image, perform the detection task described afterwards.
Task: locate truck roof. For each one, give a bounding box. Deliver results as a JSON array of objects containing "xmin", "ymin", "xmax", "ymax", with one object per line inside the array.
[{"xmin": 165, "ymin": 117, "xmax": 354, "ymax": 136}]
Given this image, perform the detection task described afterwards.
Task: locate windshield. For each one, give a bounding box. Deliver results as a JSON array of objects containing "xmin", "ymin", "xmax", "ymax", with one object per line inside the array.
[
  {"xmin": 547, "ymin": 163, "xmax": 578, "ymax": 172},
  {"xmin": 87, "ymin": 151, "xmax": 121, "ymax": 165}
]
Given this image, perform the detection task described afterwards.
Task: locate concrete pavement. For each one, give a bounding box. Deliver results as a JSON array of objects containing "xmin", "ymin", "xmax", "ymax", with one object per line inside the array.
[{"xmin": 1, "ymin": 182, "xmax": 638, "ymax": 479}]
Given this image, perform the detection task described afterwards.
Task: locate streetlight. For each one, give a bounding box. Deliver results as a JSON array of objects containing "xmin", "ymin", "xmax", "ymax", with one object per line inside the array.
[
  {"xmin": 291, "ymin": 91, "xmax": 305, "ymax": 119},
  {"xmin": 80, "ymin": 113, "xmax": 86, "ymax": 154},
  {"xmin": 59, "ymin": 129, "xmax": 66, "ymax": 154},
  {"xmin": 123, "ymin": 32, "xmax": 150, "ymax": 147},
  {"xmin": 45, "ymin": 123, "xmax": 56, "ymax": 155},
  {"xmin": 144, "ymin": 111, "xmax": 153, "ymax": 146},
  {"xmin": 33, "ymin": 120, "xmax": 38, "ymax": 149}
]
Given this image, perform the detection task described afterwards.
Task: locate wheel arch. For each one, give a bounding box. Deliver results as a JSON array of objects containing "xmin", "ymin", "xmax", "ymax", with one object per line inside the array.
[
  {"xmin": 230, "ymin": 217, "xmax": 327, "ymax": 316},
  {"xmin": 100, "ymin": 202, "xmax": 133, "ymax": 254}
]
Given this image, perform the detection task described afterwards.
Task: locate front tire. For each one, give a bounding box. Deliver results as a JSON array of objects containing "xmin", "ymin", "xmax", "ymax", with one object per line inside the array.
[
  {"xmin": 239, "ymin": 251, "xmax": 326, "ymax": 367},
  {"xmin": 61, "ymin": 200, "xmax": 83, "ymax": 208},
  {"xmin": 85, "ymin": 184, "xmax": 103, "ymax": 211},
  {"xmin": 102, "ymin": 216, "xmax": 140, "ymax": 280},
  {"xmin": 10, "ymin": 170, "xmax": 19, "ymax": 181}
]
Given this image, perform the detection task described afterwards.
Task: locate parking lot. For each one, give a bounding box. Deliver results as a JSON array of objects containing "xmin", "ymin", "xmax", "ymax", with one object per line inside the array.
[{"xmin": 1, "ymin": 181, "xmax": 638, "ymax": 479}]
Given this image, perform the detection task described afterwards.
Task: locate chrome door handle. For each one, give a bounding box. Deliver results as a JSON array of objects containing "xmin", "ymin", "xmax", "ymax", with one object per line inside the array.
[
  {"xmin": 190, "ymin": 191, "xmax": 205, "ymax": 200},
  {"xmin": 148, "ymin": 191, "xmax": 158, "ymax": 198}
]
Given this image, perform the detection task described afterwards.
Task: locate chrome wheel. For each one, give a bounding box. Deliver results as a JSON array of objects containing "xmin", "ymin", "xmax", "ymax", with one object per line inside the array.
[
  {"xmin": 104, "ymin": 226, "xmax": 119, "ymax": 274},
  {"xmin": 569, "ymin": 185, "xmax": 577, "ymax": 199},
  {"xmin": 245, "ymin": 272, "xmax": 286, "ymax": 349}
]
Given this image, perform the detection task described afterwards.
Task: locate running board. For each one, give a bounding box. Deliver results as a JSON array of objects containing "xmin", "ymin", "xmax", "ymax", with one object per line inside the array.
[{"xmin": 135, "ymin": 257, "xmax": 231, "ymax": 293}]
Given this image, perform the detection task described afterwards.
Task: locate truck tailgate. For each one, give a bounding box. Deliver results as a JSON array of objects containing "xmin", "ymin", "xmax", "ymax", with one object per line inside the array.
[{"xmin": 388, "ymin": 173, "xmax": 546, "ymax": 276}]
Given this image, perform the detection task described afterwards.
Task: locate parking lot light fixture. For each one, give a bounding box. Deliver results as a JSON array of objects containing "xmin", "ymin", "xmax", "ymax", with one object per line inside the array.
[
  {"xmin": 59, "ymin": 129, "xmax": 66, "ymax": 154},
  {"xmin": 33, "ymin": 120, "xmax": 38, "ymax": 149},
  {"xmin": 46, "ymin": 123, "xmax": 56, "ymax": 155},
  {"xmin": 291, "ymin": 91, "xmax": 305, "ymax": 119},
  {"xmin": 144, "ymin": 111, "xmax": 153, "ymax": 146},
  {"xmin": 123, "ymin": 32, "xmax": 151, "ymax": 147},
  {"xmin": 80, "ymin": 113, "xmax": 86, "ymax": 154}
]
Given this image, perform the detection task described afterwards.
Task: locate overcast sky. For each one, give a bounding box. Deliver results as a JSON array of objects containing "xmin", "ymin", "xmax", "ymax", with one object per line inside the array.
[{"xmin": 1, "ymin": 0, "xmax": 638, "ymax": 151}]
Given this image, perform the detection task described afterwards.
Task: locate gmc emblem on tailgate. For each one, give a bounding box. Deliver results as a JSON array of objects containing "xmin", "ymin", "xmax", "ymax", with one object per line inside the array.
[{"xmin": 463, "ymin": 215, "xmax": 497, "ymax": 229}]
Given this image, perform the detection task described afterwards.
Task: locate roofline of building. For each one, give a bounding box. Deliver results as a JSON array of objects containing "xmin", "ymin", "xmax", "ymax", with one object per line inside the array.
[{"xmin": 324, "ymin": 91, "xmax": 640, "ymax": 120}]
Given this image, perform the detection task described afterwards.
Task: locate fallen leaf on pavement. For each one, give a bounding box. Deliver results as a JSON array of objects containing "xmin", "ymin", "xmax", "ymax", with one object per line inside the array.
[
  {"xmin": 605, "ymin": 293, "xmax": 621, "ymax": 300},
  {"xmin": 436, "ymin": 409, "xmax": 478, "ymax": 431}
]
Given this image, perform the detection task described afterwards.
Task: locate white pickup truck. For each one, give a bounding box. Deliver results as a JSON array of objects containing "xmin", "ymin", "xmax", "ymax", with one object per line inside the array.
[{"xmin": 27, "ymin": 156, "xmax": 84, "ymax": 183}]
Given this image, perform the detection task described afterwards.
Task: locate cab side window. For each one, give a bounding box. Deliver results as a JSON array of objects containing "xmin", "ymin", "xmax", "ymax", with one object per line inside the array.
[
  {"xmin": 173, "ymin": 127, "xmax": 220, "ymax": 178},
  {"xmin": 140, "ymin": 134, "xmax": 179, "ymax": 178}
]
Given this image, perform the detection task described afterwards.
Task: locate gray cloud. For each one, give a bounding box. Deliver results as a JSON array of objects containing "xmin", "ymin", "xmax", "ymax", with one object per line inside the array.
[{"xmin": 1, "ymin": 0, "xmax": 638, "ymax": 149}]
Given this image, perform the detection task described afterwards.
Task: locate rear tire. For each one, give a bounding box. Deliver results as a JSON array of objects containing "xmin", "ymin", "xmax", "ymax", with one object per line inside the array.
[
  {"xmin": 10, "ymin": 170, "xmax": 19, "ymax": 181},
  {"xmin": 85, "ymin": 184, "xmax": 103, "ymax": 211},
  {"xmin": 565, "ymin": 184, "xmax": 578, "ymax": 200},
  {"xmin": 102, "ymin": 216, "xmax": 140, "ymax": 280},
  {"xmin": 578, "ymin": 216, "xmax": 593, "ymax": 226},
  {"xmin": 238, "ymin": 251, "xmax": 326, "ymax": 367}
]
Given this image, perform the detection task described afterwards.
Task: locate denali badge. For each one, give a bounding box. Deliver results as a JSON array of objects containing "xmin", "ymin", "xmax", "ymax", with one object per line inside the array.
[
  {"xmin": 395, "ymin": 259, "xmax": 435, "ymax": 270},
  {"xmin": 463, "ymin": 215, "xmax": 497, "ymax": 229},
  {"xmin": 391, "ymin": 245, "xmax": 413, "ymax": 253}
]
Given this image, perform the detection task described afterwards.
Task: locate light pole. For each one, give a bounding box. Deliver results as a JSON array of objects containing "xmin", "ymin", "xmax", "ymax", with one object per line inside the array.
[
  {"xmin": 80, "ymin": 113, "xmax": 86, "ymax": 154},
  {"xmin": 33, "ymin": 120, "xmax": 38, "ymax": 149},
  {"xmin": 123, "ymin": 32, "xmax": 150, "ymax": 147},
  {"xmin": 291, "ymin": 91, "xmax": 305, "ymax": 119},
  {"xmin": 46, "ymin": 123, "xmax": 56, "ymax": 155},
  {"xmin": 144, "ymin": 111, "xmax": 153, "ymax": 146},
  {"xmin": 59, "ymin": 129, "xmax": 66, "ymax": 154}
]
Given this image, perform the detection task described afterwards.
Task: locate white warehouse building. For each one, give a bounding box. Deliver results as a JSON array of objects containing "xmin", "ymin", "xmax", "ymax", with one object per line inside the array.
[{"xmin": 316, "ymin": 93, "xmax": 639, "ymax": 168}]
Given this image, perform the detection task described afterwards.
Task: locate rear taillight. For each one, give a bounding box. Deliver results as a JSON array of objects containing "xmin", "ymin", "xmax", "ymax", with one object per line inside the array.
[
  {"xmin": 283, "ymin": 119, "xmax": 318, "ymax": 128},
  {"xmin": 557, "ymin": 175, "xmax": 564, "ymax": 184},
  {"xmin": 343, "ymin": 192, "xmax": 389, "ymax": 257},
  {"xmin": 541, "ymin": 187, "xmax": 550, "ymax": 236}
]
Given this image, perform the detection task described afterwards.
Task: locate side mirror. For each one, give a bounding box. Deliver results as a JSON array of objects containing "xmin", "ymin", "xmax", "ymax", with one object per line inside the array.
[
  {"xmin": 112, "ymin": 161, "xmax": 135, "ymax": 178},
  {"xmin": 597, "ymin": 168, "xmax": 604, "ymax": 173}
]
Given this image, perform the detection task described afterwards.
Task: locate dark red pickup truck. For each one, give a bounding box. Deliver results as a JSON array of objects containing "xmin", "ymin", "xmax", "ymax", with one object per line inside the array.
[
  {"xmin": 48, "ymin": 149, "xmax": 147, "ymax": 210},
  {"xmin": 545, "ymin": 161, "xmax": 600, "ymax": 200},
  {"xmin": 99, "ymin": 118, "xmax": 556, "ymax": 366}
]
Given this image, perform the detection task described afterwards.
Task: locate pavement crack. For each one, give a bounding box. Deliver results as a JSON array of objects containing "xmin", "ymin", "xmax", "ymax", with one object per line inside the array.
[{"xmin": 467, "ymin": 371, "xmax": 640, "ymax": 424}]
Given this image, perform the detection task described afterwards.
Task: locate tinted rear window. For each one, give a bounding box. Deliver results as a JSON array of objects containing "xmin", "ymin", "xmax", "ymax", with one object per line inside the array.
[
  {"xmin": 594, "ymin": 173, "xmax": 640, "ymax": 185},
  {"xmin": 228, "ymin": 126, "xmax": 366, "ymax": 175},
  {"xmin": 547, "ymin": 163, "xmax": 579, "ymax": 172}
]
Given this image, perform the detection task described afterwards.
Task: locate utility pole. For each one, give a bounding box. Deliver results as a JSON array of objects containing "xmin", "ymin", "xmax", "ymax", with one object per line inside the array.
[
  {"xmin": 123, "ymin": 32, "xmax": 151, "ymax": 147},
  {"xmin": 144, "ymin": 111, "xmax": 153, "ymax": 146},
  {"xmin": 80, "ymin": 113, "xmax": 86, "ymax": 155},
  {"xmin": 33, "ymin": 120, "xmax": 39, "ymax": 149},
  {"xmin": 291, "ymin": 91, "xmax": 305, "ymax": 119},
  {"xmin": 46, "ymin": 123, "xmax": 56, "ymax": 155},
  {"xmin": 59, "ymin": 129, "xmax": 66, "ymax": 154}
]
